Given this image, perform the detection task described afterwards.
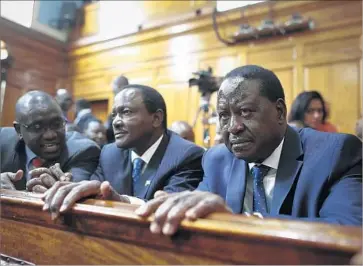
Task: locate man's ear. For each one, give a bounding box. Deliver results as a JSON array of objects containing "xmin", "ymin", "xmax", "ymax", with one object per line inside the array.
[
  {"xmin": 13, "ymin": 121, "xmax": 22, "ymax": 137},
  {"xmin": 275, "ymin": 98, "xmax": 287, "ymax": 124},
  {"xmin": 152, "ymin": 109, "xmax": 164, "ymax": 128}
]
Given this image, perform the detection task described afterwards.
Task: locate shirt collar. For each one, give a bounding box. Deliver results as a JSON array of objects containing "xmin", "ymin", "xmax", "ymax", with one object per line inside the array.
[
  {"xmin": 131, "ymin": 135, "xmax": 164, "ymax": 164},
  {"xmin": 249, "ymin": 138, "xmax": 284, "ymax": 170},
  {"xmin": 25, "ymin": 145, "xmax": 38, "ymax": 166}
]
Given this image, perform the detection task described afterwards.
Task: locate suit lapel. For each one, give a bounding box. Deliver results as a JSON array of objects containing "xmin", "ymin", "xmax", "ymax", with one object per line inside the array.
[
  {"xmin": 113, "ymin": 149, "xmax": 132, "ymax": 195},
  {"xmin": 13, "ymin": 140, "xmax": 27, "ymax": 190},
  {"xmin": 135, "ymin": 133, "xmax": 170, "ymax": 199},
  {"xmin": 225, "ymin": 157, "xmax": 248, "ymax": 214},
  {"xmin": 270, "ymin": 126, "xmax": 304, "ymax": 215}
]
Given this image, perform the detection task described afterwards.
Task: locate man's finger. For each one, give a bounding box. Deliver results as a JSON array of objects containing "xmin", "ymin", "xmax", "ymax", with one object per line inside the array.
[
  {"xmin": 26, "ymin": 177, "xmax": 43, "ymax": 191},
  {"xmin": 6, "ymin": 170, "xmax": 24, "ymax": 182},
  {"xmin": 49, "ymin": 183, "xmax": 80, "ymax": 220},
  {"xmin": 134, "ymin": 194, "xmax": 169, "ymax": 217},
  {"xmin": 154, "ymin": 190, "xmax": 168, "ymax": 199},
  {"xmin": 162, "ymin": 195, "xmax": 200, "ymax": 235},
  {"xmin": 60, "ymin": 172, "xmax": 72, "ymax": 182},
  {"xmin": 150, "ymin": 192, "xmax": 192, "ymax": 234},
  {"xmin": 32, "ymin": 185, "xmax": 47, "ymax": 194},
  {"xmin": 185, "ymin": 197, "xmax": 231, "ymax": 220},
  {"xmin": 0, "ymin": 175, "xmax": 16, "ymax": 190},
  {"xmin": 40, "ymin": 173, "xmax": 57, "ymax": 188},
  {"xmin": 29, "ymin": 168, "xmax": 52, "ymax": 178},
  {"xmin": 99, "ymin": 181, "xmax": 123, "ymax": 201},
  {"xmin": 42, "ymin": 181, "xmax": 70, "ymax": 211},
  {"xmin": 60, "ymin": 180, "xmax": 101, "ymax": 213}
]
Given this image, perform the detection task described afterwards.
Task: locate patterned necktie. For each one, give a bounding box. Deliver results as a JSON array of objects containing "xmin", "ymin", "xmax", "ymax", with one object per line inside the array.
[
  {"xmin": 251, "ymin": 165, "xmax": 270, "ymax": 214},
  {"xmin": 132, "ymin": 158, "xmax": 145, "ymax": 187}
]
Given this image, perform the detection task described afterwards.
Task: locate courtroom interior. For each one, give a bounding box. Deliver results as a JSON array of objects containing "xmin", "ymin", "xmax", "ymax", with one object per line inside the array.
[{"xmin": 0, "ymin": 0, "xmax": 362, "ymax": 265}]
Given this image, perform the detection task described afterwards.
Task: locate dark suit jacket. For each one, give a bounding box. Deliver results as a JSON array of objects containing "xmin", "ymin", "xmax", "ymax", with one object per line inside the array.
[
  {"xmin": 91, "ymin": 130, "xmax": 205, "ymax": 200},
  {"xmin": 75, "ymin": 112, "xmax": 98, "ymax": 132},
  {"xmin": 0, "ymin": 127, "xmax": 101, "ymax": 190},
  {"xmin": 198, "ymin": 126, "xmax": 362, "ymax": 226}
]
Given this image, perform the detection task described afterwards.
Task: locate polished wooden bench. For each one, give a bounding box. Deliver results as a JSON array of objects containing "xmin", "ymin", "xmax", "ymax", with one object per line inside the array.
[{"xmin": 0, "ymin": 189, "xmax": 361, "ymax": 265}]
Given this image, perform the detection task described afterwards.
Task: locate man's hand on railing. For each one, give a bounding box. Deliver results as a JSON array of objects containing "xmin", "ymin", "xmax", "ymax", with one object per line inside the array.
[
  {"xmin": 0, "ymin": 170, "xmax": 23, "ymax": 190},
  {"xmin": 135, "ymin": 190, "xmax": 233, "ymax": 236},
  {"xmin": 41, "ymin": 180, "xmax": 132, "ymax": 220}
]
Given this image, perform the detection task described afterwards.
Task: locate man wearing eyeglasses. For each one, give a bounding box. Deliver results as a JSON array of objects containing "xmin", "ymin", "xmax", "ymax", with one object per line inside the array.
[{"xmin": 0, "ymin": 90, "xmax": 101, "ymax": 192}]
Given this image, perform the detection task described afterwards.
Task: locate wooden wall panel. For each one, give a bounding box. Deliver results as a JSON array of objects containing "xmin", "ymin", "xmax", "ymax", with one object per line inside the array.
[
  {"xmin": 70, "ymin": 0, "xmax": 362, "ymax": 146},
  {"xmin": 0, "ymin": 17, "xmax": 68, "ymax": 127}
]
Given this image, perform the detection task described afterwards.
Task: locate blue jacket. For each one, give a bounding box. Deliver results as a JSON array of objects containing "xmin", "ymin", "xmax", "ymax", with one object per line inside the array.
[{"xmin": 197, "ymin": 126, "xmax": 362, "ymax": 225}]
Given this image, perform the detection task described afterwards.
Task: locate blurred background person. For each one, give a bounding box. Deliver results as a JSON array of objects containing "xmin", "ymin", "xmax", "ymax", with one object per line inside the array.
[
  {"xmin": 288, "ymin": 91, "xmax": 338, "ymax": 132},
  {"xmin": 105, "ymin": 75, "xmax": 129, "ymax": 143},
  {"xmin": 54, "ymin": 88, "xmax": 73, "ymax": 122},
  {"xmin": 65, "ymin": 123, "xmax": 81, "ymax": 133},
  {"xmin": 169, "ymin": 121, "xmax": 195, "ymax": 142},
  {"xmin": 84, "ymin": 120, "xmax": 107, "ymax": 148},
  {"xmin": 74, "ymin": 98, "xmax": 98, "ymax": 132}
]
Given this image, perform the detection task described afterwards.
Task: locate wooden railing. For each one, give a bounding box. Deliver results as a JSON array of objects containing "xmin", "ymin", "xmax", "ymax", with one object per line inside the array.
[{"xmin": 0, "ymin": 189, "xmax": 361, "ymax": 265}]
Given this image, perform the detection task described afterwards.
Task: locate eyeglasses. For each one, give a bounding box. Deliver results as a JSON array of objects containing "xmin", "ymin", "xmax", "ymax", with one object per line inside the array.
[{"xmin": 20, "ymin": 119, "xmax": 66, "ymax": 134}]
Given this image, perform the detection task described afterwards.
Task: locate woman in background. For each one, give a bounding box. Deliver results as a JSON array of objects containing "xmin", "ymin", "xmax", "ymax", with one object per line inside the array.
[{"xmin": 288, "ymin": 91, "xmax": 338, "ymax": 132}]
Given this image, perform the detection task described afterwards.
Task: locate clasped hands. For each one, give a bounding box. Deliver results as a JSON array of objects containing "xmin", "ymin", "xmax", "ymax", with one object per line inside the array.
[{"xmin": 0, "ymin": 163, "xmax": 71, "ymax": 192}]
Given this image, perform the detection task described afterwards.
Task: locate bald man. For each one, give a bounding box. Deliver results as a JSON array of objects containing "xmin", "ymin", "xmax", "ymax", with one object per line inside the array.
[
  {"xmin": 0, "ymin": 91, "xmax": 100, "ymax": 191},
  {"xmin": 106, "ymin": 75, "xmax": 129, "ymax": 143},
  {"xmin": 54, "ymin": 88, "xmax": 73, "ymax": 121},
  {"xmin": 169, "ymin": 121, "xmax": 195, "ymax": 143}
]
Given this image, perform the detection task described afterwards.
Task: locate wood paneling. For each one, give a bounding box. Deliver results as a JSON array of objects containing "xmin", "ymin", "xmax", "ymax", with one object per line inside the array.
[
  {"xmin": 70, "ymin": 0, "xmax": 362, "ymax": 146},
  {"xmin": 0, "ymin": 17, "xmax": 68, "ymax": 127},
  {"xmin": 1, "ymin": 189, "xmax": 361, "ymax": 265}
]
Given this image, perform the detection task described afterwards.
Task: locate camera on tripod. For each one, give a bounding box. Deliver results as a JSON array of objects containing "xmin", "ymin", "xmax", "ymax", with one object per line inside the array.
[{"xmin": 188, "ymin": 67, "xmax": 222, "ymax": 97}]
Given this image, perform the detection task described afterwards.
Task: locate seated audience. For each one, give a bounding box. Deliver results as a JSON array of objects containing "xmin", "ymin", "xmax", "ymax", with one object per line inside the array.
[
  {"xmin": 133, "ymin": 65, "xmax": 362, "ymax": 235},
  {"xmin": 288, "ymin": 91, "xmax": 338, "ymax": 132},
  {"xmin": 0, "ymin": 91, "xmax": 100, "ymax": 192},
  {"xmin": 54, "ymin": 88, "xmax": 73, "ymax": 122},
  {"xmin": 169, "ymin": 121, "xmax": 195, "ymax": 142},
  {"xmin": 74, "ymin": 98, "xmax": 98, "ymax": 132},
  {"xmin": 42, "ymin": 84, "xmax": 204, "ymax": 219},
  {"xmin": 84, "ymin": 120, "xmax": 107, "ymax": 148},
  {"xmin": 356, "ymin": 117, "xmax": 362, "ymax": 140},
  {"xmin": 105, "ymin": 75, "xmax": 129, "ymax": 143}
]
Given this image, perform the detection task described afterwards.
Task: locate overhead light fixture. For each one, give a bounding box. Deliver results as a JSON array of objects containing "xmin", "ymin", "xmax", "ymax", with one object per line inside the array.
[
  {"xmin": 216, "ymin": 0, "xmax": 265, "ymax": 12},
  {"xmin": 233, "ymin": 24, "xmax": 257, "ymax": 41}
]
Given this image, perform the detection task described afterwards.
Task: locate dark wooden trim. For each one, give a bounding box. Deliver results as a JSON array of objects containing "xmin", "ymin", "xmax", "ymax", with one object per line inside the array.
[{"xmin": 0, "ymin": 189, "xmax": 361, "ymax": 265}]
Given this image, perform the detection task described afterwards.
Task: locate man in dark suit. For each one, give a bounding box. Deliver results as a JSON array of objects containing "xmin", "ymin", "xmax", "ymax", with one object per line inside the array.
[
  {"xmin": 42, "ymin": 84, "xmax": 204, "ymax": 219},
  {"xmin": 0, "ymin": 91, "xmax": 100, "ymax": 192},
  {"xmin": 74, "ymin": 98, "xmax": 98, "ymax": 132},
  {"xmin": 54, "ymin": 88, "xmax": 73, "ymax": 122},
  {"xmin": 135, "ymin": 65, "xmax": 362, "ymax": 235}
]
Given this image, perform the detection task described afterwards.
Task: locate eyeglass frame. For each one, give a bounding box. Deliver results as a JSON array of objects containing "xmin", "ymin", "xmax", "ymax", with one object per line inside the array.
[{"xmin": 17, "ymin": 118, "xmax": 67, "ymax": 134}]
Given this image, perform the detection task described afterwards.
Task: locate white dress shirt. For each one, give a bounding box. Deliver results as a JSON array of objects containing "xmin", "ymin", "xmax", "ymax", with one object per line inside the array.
[
  {"xmin": 130, "ymin": 134, "xmax": 163, "ymax": 174},
  {"xmin": 124, "ymin": 135, "xmax": 163, "ymax": 204},
  {"xmin": 243, "ymin": 138, "xmax": 285, "ymax": 213}
]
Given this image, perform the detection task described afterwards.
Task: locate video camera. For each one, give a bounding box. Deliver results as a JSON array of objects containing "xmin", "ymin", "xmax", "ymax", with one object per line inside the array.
[{"xmin": 188, "ymin": 67, "xmax": 222, "ymax": 97}]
